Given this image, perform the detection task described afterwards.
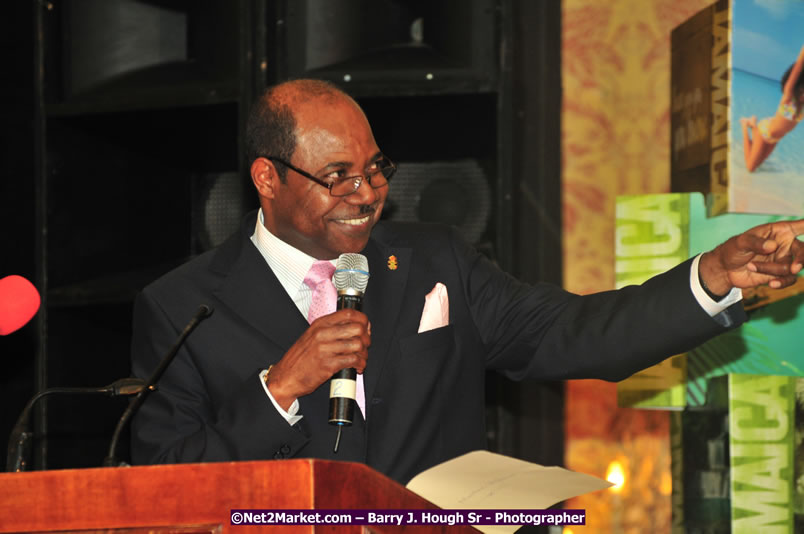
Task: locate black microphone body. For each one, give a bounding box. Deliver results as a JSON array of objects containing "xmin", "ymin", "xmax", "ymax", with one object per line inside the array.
[{"xmin": 328, "ymin": 293, "xmax": 361, "ymax": 425}]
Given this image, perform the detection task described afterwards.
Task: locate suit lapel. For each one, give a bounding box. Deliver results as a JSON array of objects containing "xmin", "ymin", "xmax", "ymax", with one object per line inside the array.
[
  {"xmin": 361, "ymin": 236, "xmax": 411, "ymax": 412},
  {"xmin": 211, "ymin": 219, "xmax": 310, "ymax": 354}
]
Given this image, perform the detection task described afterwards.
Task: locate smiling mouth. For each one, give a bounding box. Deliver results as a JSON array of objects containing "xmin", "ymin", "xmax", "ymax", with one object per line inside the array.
[{"xmin": 336, "ymin": 215, "xmax": 372, "ymax": 226}]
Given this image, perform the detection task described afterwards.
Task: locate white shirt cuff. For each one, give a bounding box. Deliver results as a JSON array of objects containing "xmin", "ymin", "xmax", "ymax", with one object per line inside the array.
[
  {"xmin": 690, "ymin": 254, "xmax": 743, "ymax": 316},
  {"xmin": 259, "ymin": 369, "xmax": 303, "ymax": 426}
]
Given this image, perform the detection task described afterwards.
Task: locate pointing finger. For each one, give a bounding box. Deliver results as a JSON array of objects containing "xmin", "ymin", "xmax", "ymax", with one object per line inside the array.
[{"xmin": 786, "ymin": 219, "xmax": 804, "ymax": 237}]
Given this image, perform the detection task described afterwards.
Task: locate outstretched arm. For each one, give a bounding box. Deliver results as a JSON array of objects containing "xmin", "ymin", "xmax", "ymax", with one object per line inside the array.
[
  {"xmin": 699, "ymin": 219, "xmax": 804, "ymax": 296},
  {"xmin": 782, "ymin": 45, "xmax": 804, "ymax": 103}
]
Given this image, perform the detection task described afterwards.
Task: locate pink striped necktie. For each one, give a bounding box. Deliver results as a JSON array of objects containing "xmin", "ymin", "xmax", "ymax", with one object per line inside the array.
[{"xmin": 303, "ymin": 260, "xmax": 365, "ymax": 417}]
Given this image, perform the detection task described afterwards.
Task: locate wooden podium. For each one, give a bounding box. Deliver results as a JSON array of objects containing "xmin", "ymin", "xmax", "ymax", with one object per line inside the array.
[{"xmin": 0, "ymin": 459, "xmax": 480, "ymax": 533}]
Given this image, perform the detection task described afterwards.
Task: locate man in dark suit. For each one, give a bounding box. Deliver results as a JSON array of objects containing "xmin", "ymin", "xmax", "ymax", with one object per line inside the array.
[{"xmin": 131, "ymin": 79, "xmax": 804, "ymax": 485}]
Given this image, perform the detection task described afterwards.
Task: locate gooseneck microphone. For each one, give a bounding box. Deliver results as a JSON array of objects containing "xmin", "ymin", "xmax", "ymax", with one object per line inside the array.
[
  {"xmin": 103, "ymin": 304, "xmax": 213, "ymax": 467},
  {"xmin": 329, "ymin": 253, "xmax": 369, "ymax": 453},
  {"xmin": 6, "ymin": 378, "xmax": 147, "ymax": 472}
]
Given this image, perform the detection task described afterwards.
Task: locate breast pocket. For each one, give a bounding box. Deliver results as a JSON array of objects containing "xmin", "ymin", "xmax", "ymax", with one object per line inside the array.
[{"xmin": 397, "ymin": 325, "xmax": 455, "ymax": 379}]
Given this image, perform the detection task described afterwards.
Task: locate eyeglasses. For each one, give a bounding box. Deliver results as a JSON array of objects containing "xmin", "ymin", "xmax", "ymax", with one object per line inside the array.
[{"xmin": 265, "ymin": 156, "xmax": 397, "ymax": 197}]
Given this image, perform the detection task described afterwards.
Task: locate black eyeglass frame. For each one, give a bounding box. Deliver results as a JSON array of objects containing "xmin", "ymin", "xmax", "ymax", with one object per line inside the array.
[{"xmin": 264, "ymin": 156, "xmax": 397, "ymax": 197}]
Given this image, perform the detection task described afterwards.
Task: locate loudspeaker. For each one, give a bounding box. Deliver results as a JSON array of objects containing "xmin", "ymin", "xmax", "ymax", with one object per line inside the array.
[
  {"xmin": 275, "ymin": 0, "xmax": 498, "ymax": 94},
  {"xmin": 63, "ymin": 0, "xmax": 188, "ymax": 96},
  {"xmin": 192, "ymin": 172, "xmax": 257, "ymax": 253},
  {"xmin": 50, "ymin": 0, "xmax": 242, "ymax": 104}
]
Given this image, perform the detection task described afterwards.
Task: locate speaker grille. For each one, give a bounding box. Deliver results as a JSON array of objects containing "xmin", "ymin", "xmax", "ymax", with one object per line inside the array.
[
  {"xmin": 194, "ymin": 172, "xmax": 251, "ymax": 252},
  {"xmin": 384, "ymin": 159, "xmax": 491, "ymax": 244}
]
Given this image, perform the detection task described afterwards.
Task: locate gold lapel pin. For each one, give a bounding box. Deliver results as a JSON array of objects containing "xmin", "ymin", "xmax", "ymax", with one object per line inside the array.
[{"xmin": 387, "ymin": 255, "xmax": 398, "ymax": 270}]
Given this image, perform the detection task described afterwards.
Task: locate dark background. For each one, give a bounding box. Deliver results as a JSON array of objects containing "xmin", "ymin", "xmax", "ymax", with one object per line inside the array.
[
  {"xmin": 0, "ymin": 0, "xmax": 562, "ymax": 490},
  {"xmin": 1, "ymin": 0, "xmax": 38, "ymax": 472}
]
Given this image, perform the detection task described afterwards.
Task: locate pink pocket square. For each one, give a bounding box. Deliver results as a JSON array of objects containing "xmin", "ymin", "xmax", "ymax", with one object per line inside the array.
[{"xmin": 418, "ymin": 283, "xmax": 449, "ymax": 333}]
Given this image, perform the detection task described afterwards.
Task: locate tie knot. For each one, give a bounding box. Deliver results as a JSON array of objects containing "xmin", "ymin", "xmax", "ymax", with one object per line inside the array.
[{"xmin": 304, "ymin": 260, "xmax": 336, "ymax": 289}]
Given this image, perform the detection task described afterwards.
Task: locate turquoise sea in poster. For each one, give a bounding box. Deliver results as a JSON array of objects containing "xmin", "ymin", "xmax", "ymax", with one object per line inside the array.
[{"xmin": 686, "ymin": 192, "xmax": 803, "ymax": 406}]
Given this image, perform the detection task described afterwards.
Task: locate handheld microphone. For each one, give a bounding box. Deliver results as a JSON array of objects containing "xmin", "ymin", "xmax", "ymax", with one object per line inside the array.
[
  {"xmin": 6, "ymin": 378, "xmax": 147, "ymax": 472},
  {"xmin": 328, "ymin": 253, "xmax": 369, "ymax": 453},
  {"xmin": 103, "ymin": 304, "xmax": 213, "ymax": 467},
  {"xmin": 0, "ymin": 275, "xmax": 41, "ymax": 336}
]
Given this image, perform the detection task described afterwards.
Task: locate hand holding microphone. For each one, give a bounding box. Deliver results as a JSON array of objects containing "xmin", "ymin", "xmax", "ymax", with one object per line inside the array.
[{"xmin": 263, "ymin": 254, "xmax": 370, "ymax": 452}]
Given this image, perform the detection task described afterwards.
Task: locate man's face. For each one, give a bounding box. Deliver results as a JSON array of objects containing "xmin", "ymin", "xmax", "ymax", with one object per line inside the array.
[{"xmin": 263, "ymin": 96, "xmax": 387, "ymax": 260}]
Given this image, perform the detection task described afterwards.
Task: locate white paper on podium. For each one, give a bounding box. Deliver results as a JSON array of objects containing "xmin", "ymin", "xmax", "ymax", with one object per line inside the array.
[{"xmin": 406, "ymin": 450, "xmax": 612, "ymax": 534}]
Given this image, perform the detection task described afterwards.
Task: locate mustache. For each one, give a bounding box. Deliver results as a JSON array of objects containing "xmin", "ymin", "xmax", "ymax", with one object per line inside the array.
[{"xmin": 358, "ymin": 204, "xmax": 377, "ymax": 215}]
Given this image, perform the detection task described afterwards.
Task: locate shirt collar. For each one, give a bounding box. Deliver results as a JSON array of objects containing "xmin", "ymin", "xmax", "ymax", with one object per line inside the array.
[{"xmin": 250, "ymin": 209, "xmax": 335, "ymax": 298}]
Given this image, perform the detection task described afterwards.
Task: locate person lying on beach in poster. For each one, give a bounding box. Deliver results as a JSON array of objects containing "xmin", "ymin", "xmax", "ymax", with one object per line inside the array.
[{"xmin": 740, "ymin": 44, "xmax": 804, "ymax": 172}]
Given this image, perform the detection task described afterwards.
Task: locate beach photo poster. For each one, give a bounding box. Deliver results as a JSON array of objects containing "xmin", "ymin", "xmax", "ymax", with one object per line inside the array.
[
  {"xmin": 731, "ymin": 0, "xmax": 804, "ymax": 215},
  {"xmin": 671, "ymin": 0, "xmax": 804, "ymax": 216}
]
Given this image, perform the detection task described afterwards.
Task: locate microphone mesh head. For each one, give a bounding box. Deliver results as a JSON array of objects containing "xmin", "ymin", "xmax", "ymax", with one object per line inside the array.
[{"xmin": 333, "ymin": 253, "xmax": 370, "ymax": 294}]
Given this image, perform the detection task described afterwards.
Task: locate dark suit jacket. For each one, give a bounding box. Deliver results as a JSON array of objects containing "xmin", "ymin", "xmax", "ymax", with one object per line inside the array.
[{"xmin": 131, "ymin": 211, "xmax": 744, "ymax": 484}]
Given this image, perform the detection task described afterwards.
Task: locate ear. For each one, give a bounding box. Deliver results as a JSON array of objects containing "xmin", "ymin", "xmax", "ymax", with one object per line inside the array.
[{"xmin": 250, "ymin": 157, "xmax": 280, "ymax": 200}]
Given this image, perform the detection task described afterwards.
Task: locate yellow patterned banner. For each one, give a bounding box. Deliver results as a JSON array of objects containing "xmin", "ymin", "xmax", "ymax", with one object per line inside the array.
[{"xmin": 615, "ymin": 194, "xmax": 689, "ymax": 409}]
